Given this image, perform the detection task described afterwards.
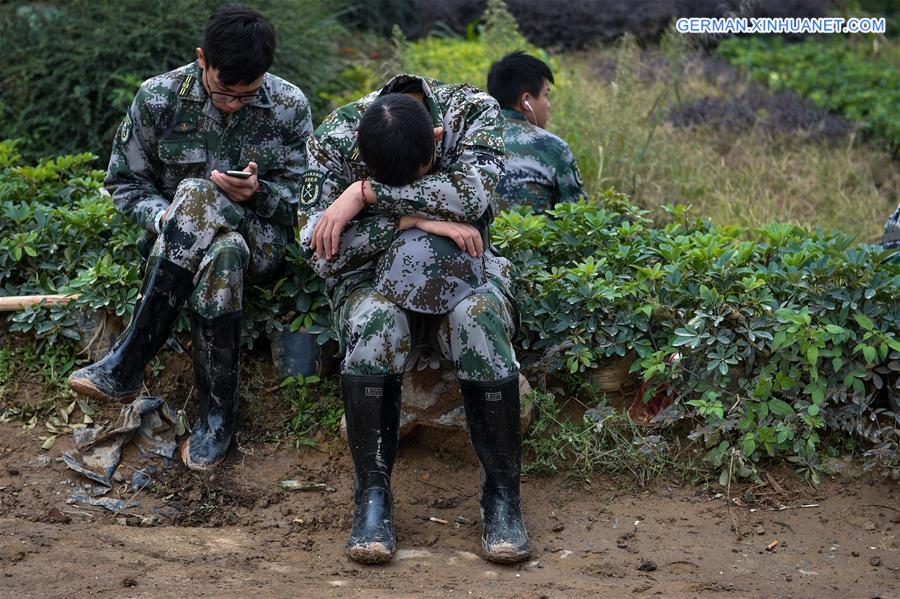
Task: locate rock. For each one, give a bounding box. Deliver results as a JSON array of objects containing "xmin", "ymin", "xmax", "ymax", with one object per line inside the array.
[
  {"xmin": 869, "ymin": 556, "xmax": 881, "ymax": 567},
  {"xmin": 638, "ymin": 559, "xmax": 657, "ymax": 572},
  {"xmin": 852, "ymin": 551, "xmax": 860, "ymax": 557},
  {"xmin": 755, "ymin": 526, "xmax": 765, "ymax": 535},
  {"xmin": 43, "ymin": 508, "xmax": 71, "ymax": 524},
  {"xmin": 340, "ymin": 369, "xmax": 533, "ymax": 439},
  {"xmin": 863, "ymin": 522, "xmax": 876, "ymax": 531}
]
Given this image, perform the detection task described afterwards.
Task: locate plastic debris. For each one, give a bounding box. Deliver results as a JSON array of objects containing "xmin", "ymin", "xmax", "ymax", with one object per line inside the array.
[{"xmin": 62, "ymin": 397, "xmax": 177, "ymax": 487}]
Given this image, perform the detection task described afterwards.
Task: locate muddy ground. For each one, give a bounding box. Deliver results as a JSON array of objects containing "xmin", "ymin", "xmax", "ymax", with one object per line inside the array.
[{"xmin": 0, "ymin": 400, "xmax": 897, "ymax": 599}]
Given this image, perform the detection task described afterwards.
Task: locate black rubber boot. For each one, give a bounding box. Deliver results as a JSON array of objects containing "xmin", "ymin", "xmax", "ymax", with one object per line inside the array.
[
  {"xmin": 460, "ymin": 373, "xmax": 531, "ymax": 564},
  {"xmin": 67, "ymin": 257, "xmax": 193, "ymax": 402},
  {"xmin": 343, "ymin": 373, "xmax": 402, "ymax": 564},
  {"xmin": 180, "ymin": 311, "xmax": 241, "ymax": 471}
]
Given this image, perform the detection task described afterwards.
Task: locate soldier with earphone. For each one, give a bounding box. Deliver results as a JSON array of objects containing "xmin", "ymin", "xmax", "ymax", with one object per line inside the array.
[{"xmin": 488, "ymin": 51, "xmax": 586, "ymax": 211}]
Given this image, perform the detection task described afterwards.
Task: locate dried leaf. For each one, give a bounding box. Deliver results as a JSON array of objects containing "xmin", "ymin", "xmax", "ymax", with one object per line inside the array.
[{"xmin": 40, "ymin": 435, "xmax": 57, "ymax": 450}]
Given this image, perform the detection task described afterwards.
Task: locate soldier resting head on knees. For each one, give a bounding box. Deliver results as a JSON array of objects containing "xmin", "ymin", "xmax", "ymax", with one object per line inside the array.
[
  {"xmin": 488, "ymin": 51, "xmax": 586, "ymax": 212},
  {"xmin": 67, "ymin": 6, "xmax": 313, "ymax": 471},
  {"xmin": 298, "ymin": 74, "xmax": 530, "ymax": 565}
]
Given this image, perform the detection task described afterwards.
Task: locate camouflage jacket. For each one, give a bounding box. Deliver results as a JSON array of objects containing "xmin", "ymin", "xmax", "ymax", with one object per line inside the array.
[
  {"xmin": 494, "ymin": 108, "xmax": 585, "ymax": 212},
  {"xmin": 884, "ymin": 203, "xmax": 900, "ymax": 251},
  {"xmin": 105, "ymin": 61, "xmax": 313, "ymax": 233},
  {"xmin": 298, "ymin": 74, "xmax": 515, "ymax": 311}
]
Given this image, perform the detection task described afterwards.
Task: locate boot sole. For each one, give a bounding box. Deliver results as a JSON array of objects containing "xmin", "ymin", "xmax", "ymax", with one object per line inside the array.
[
  {"xmin": 180, "ymin": 439, "xmax": 226, "ymax": 472},
  {"xmin": 481, "ymin": 541, "xmax": 531, "ymax": 564},
  {"xmin": 347, "ymin": 543, "xmax": 395, "ymax": 564},
  {"xmin": 67, "ymin": 376, "xmax": 139, "ymax": 403}
]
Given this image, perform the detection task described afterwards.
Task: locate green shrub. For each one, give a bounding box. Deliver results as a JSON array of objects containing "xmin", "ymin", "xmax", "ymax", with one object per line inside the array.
[
  {"xmin": 0, "ymin": 0, "xmax": 347, "ymax": 162},
  {"xmin": 717, "ymin": 36, "xmax": 900, "ymax": 151},
  {"xmin": 494, "ymin": 192, "xmax": 900, "ymax": 479},
  {"xmin": 0, "ymin": 142, "xmax": 143, "ymax": 345},
  {"xmin": 0, "ymin": 142, "xmax": 333, "ymax": 350}
]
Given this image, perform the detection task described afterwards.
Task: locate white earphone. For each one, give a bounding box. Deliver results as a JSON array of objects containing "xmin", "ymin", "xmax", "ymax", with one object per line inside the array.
[{"xmin": 523, "ymin": 99, "xmax": 537, "ymax": 125}]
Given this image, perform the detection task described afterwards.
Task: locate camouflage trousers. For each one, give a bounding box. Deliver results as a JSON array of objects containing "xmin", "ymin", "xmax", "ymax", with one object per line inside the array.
[
  {"xmin": 151, "ymin": 179, "xmax": 289, "ymax": 318},
  {"xmin": 884, "ymin": 203, "xmax": 900, "ymax": 251},
  {"xmin": 339, "ymin": 281, "xmax": 519, "ymax": 382}
]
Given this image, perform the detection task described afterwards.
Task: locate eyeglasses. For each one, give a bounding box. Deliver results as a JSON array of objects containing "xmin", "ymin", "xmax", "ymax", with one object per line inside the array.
[{"xmin": 202, "ymin": 68, "xmax": 261, "ymax": 105}]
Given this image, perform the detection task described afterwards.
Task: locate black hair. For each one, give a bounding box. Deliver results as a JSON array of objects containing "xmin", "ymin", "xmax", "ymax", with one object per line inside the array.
[
  {"xmin": 487, "ymin": 51, "xmax": 554, "ymax": 109},
  {"xmin": 357, "ymin": 93, "xmax": 434, "ymax": 187},
  {"xmin": 202, "ymin": 6, "xmax": 276, "ymax": 86}
]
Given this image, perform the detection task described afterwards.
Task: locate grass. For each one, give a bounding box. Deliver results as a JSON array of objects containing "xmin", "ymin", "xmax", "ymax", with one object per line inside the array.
[
  {"xmin": 524, "ymin": 386, "xmax": 709, "ymax": 488},
  {"xmin": 550, "ymin": 35, "xmax": 898, "ymax": 243}
]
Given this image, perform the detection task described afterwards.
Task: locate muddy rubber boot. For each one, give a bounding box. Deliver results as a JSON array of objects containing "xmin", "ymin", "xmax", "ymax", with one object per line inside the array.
[
  {"xmin": 460, "ymin": 373, "xmax": 531, "ymax": 564},
  {"xmin": 180, "ymin": 311, "xmax": 241, "ymax": 471},
  {"xmin": 67, "ymin": 257, "xmax": 193, "ymax": 402},
  {"xmin": 343, "ymin": 374, "xmax": 402, "ymax": 564}
]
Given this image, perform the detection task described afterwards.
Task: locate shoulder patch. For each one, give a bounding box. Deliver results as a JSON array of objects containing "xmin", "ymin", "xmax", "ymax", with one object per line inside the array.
[
  {"xmin": 573, "ymin": 162, "xmax": 583, "ymax": 188},
  {"xmin": 178, "ymin": 74, "xmax": 195, "ymax": 97},
  {"xmin": 119, "ymin": 113, "xmax": 133, "ymax": 144},
  {"xmin": 300, "ymin": 170, "xmax": 325, "ymax": 207}
]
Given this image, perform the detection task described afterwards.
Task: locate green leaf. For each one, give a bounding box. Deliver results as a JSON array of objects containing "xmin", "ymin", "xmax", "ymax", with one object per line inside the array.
[
  {"xmin": 768, "ymin": 399, "xmax": 795, "ymax": 417},
  {"xmin": 741, "ymin": 436, "xmax": 757, "ymax": 457},
  {"xmin": 862, "ymin": 345, "xmax": 877, "ymax": 364},
  {"xmin": 853, "ymin": 313, "xmax": 875, "ymax": 331},
  {"xmin": 806, "ymin": 346, "xmax": 819, "ymax": 366},
  {"xmin": 807, "ymin": 404, "xmax": 819, "ymax": 417}
]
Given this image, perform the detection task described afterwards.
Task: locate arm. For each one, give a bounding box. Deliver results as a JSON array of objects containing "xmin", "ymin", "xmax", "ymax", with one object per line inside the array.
[
  {"xmin": 367, "ymin": 93, "xmax": 506, "ymax": 222},
  {"xmin": 297, "ymin": 130, "xmax": 400, "ymax": 277},
  {"xmin": 103, "ymin": 84, "xmax": 170, "ymax": 234},
  {"xmin": 555, "ymin": 142, "xmax": 587, "ymax": 203}
]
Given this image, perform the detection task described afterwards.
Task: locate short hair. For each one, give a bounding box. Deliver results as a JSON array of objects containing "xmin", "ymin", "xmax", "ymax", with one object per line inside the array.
[
  {"xmin": 487, "ymin": 51, "xmax": 554, "ymax": 110},
  {"xmin": 357, "ymin": 94, "xmax": 434, "ymax": 187},
  {"xmin": 202, "ymin": 6, "xmax": 276, "ymax": 86}
]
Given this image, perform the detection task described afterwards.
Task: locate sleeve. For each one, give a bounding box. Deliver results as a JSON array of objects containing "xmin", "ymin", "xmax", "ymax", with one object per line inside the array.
[
  {"xmin": 555, "ymin": 142, "xmax": 587, "ymax": 203},
  {"xmin": 367, "ymin": 94, "xmax": 506, "ymax": 222},
  {"xmin": 296, "ymin": 123, "xmax": 399, "ymax": 278},
  {"xmin": 249, "ymin": 92, "xmax": 314, "ymax": 227},
  {"xmin": 298, "ymin": 209, "xmax": 399, "ymax": 279},
  {"xmin": 103, "ymin": 85, "xmax": 170, "ymax": 233}
]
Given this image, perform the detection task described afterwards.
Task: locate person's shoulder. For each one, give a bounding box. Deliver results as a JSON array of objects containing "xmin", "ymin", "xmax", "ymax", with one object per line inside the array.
[
  {"xmin": 535, "ymin": 126, "xmax": 575, "ymax": 160},
  {"xmin": 263, "ymin": 73, "xmax": 310, "ymax": 108},
  {"xmin": 316, "ymin": 91, "xmax": 377, "ymax": 136},
  {"xmin": 434, "ymin": 80, "xmax": 498, "ymax": 112},
  {"xmin": 313, "ymin": 90, "xmax": 379, "ymax": 155},
  {"xmin": 137, "ymin": 63, "xmax": 195, "ymax": 101}
]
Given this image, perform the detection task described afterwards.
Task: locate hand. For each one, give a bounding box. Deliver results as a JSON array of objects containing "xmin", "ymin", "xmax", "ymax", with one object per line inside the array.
[
  {"xmin": 415, "ymin": 219, "xmax": 484, "ymax": 257},
  {"xmin": 310, "ymin": 182, "xmax": 367, "ymax": 260},
  {"xmin": 210, "ymin": 161, "xmax": 259, "ymax": 202}
]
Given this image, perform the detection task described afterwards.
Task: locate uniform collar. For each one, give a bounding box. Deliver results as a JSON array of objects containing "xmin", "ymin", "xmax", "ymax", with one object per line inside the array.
[
  {"xmin": 379, "ymin": 74, "xmax": 443, "ymax": 129},
  {"xmin": 502, "ymin": 107, "xmax": 528, "ymax": 122},
  {"xmin": 182, "ymin": 61, "xmax": 274, "ymax": 109}
]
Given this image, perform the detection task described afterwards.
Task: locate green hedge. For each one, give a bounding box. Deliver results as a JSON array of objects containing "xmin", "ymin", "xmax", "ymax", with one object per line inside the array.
[
  {"xmin": 493, "ymin": 193, "xmax": 899, "ymax": 479},
  {"xmin": 0, "ymin": 142, "xmax": 333, "ymax": 349},
  {"xmin": 3, "ymin": 146, "xmax": 898, "ymax": 478}
]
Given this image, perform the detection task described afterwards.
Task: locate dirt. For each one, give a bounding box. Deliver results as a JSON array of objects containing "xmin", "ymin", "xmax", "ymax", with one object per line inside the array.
[{"xmin": 0, "ymin": 406, "xmax": 897, "ymax": 599}]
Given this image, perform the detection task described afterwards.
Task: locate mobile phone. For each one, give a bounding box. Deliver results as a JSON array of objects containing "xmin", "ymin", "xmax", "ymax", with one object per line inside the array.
[{"xmin": 225, "ymin": 170, "xmax": 252, "ymax": 179}]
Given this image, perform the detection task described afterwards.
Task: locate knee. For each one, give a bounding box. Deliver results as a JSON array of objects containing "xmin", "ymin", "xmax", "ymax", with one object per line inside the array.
[
  {"xmin": 449, "ymin": 292, "xmax": 508, "ymax": 340},
  {"xmin": 173, "ymin": 178, "xmax": 218, "ymax": 209},
  {"xmin": 204, "ymin": 233, "xmax": 250, "ymax": 269},
  {"xmin": 346, "ymin": 295, "xmax": 410, "ymax": 347}
]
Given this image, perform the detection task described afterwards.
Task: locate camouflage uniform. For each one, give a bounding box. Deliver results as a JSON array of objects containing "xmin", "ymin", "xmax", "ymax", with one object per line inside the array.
[
  {"xmin": 106, "ymin": 61, "xmax": 313, "ymax": 318},
  {"xmin": 884, "ymin": 203, "xmax": 900, "ymax": 252},
  {"xmin": 494, "ymin": 108, "xmax": 585, "ymax": 212},
  {"xmin": 298, "ymin": 75, "xmax": 519, "ymax": 382}
]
